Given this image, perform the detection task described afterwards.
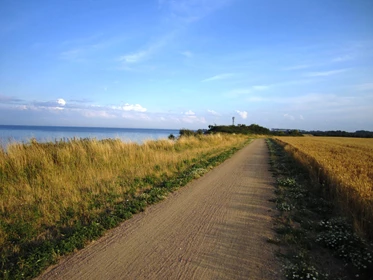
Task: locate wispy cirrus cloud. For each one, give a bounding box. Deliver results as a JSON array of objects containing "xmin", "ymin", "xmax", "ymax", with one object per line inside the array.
[
  {"xmin": 201, "ymin": 73, "xmax": 235, "ymax": 82},
  {"xmin": 119, "ymin": 34, "xmax": 173, "ymax": 68},
  {"xmin": 245, "ymin": 93, "xmax": 363, "ymax": 115},
  {"xmin": 119, "ymin": 51, "xmax": 148, "ymax": 64},
  {"xmin": 59, "ymin": 33, "xmax": 130, "ymax": 63},
  {"xmin": 159, "ymin": 0, "xmax": 231, "ymax": 23},
  {"xmin": 304, "ymin": 68, "xmax": 349, "ymax": 77},
  {"xmin": 283, "ymin": 64, "xmax": 313, "ymax": 71},
  {"xmin": 332, "ymin": 55, "xmax": 353, "ymax": 62},
  {"xmin": 226, "ymin": 79, "xmax": 317, "ymax": 98},
  {"xmin": 225, "ymin": 85, "xmax": 269, "ymax": 97}
]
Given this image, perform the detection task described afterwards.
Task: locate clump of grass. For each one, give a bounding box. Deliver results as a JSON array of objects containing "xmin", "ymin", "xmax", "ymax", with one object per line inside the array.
[
  {"xmin": 283, "ymin": 255, "xmax": 329, "ymax": 280},
  {"xmin": 0, "ymin": 134, "xmax": 250, "ymax": 279},
  {"xmin": 316, "ymin": 218, "xmax": 373, "ymax": 272}
]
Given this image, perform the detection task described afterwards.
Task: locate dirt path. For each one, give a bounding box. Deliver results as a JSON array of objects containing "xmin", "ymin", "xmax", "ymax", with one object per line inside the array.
[{"xmin": 38, "ymin": 139, "xmax": 281, "ymax": 280}]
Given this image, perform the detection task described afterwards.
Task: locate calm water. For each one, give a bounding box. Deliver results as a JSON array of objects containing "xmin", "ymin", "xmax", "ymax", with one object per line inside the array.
[{"xmin": 0, "ymin": 125, "xmax": 179, "ymax": 148}]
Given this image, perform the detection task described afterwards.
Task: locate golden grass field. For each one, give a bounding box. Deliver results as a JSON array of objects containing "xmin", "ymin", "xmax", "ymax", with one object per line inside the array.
[
  {"xmin": 0, "ymin": 134, "xmax": 248, "ymax": 262},
  {"xmin": 275, "ymin": 136, "xmax": 373, "ymax": 238}
]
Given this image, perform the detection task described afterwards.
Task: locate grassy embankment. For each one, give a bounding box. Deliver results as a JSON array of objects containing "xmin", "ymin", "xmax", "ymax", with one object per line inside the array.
[
  {"xmin": 275, "ymin": 137, "xmax": 373, "ymax": 239},
  {"xmin": 267, "ymin": 139, "xmax": 372, "ymax": 279},
  {"xmin": 0, "ymin": 134, "xmax": 250, "ymax": 279}
]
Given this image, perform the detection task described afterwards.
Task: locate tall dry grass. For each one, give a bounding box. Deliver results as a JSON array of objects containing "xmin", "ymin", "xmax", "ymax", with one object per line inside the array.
[
  {"xmin": 275, "ymin": 136, "xmax": 373, "ymax": 238},
  {"xmin": 0, "ymin": 134, "xmax": 248, "ymax": 256}
]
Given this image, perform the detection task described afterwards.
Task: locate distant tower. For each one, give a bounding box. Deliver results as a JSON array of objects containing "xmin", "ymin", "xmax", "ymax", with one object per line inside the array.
[{"xmin": 232, "ymin": 116, "xmax": 235, "ymax": 126}]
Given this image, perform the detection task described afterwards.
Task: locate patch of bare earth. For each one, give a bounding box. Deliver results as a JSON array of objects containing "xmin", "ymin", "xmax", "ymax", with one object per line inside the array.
[{"xmin": 38, "ymin": 139, "xmax": 281, "ymax": 280}]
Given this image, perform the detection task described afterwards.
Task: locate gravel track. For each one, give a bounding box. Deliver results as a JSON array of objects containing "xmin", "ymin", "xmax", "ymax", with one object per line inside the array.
[{"xmin": 38, "ymin": 139, "xmax": 281, "ymax": 280}]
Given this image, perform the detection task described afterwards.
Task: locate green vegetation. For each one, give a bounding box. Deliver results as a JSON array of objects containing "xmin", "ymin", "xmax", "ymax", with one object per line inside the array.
[
  {"xmin": 307, "ymin": 130, "xmax": 373, "ymax": 138},
  {"xmin": 207, "ymin": 124, "xmax": 271, "ymax": 135},
  {"xmin": 206, "ymin": 124, "xmax": 304, "ymax": 136},
  {"xmin": 0, "ymin": 134, "xmax": 250, "ymax": 279},
  {"xmin": 267, "ymin": 139, "xmax": 373, "ymax": 279},
  {"xmin": 179, "ymin": 128, "xmax": 204, "ymax": 137}
]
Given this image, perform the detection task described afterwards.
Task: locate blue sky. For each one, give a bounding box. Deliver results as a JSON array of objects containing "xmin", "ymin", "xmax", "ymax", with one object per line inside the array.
[{"xmin": 1, "ymin": 0, "xmax": 372, "ymax": 131}]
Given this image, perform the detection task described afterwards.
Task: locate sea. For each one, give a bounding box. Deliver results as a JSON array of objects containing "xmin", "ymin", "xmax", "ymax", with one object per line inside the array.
[{"xmin": 0, "ymin": 125, "xmax": 180, "ymax": 149}]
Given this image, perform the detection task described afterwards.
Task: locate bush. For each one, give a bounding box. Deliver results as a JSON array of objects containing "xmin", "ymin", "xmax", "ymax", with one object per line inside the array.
[{"xmin": 179, "ymin": 129, "xmax": 197, "ymax": 137}]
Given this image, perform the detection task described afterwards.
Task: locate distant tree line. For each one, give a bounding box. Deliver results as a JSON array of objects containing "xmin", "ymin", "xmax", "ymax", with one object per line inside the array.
[
  {"xmin": 174, "ymin": 125, "xmax": 304, "ymax": 137},
  {"xmin": 171, "ymin": 126, "xmax": 373, "ymax": 139},
  {"xmin": 271, "ymin": 129, "xmax": 304, "ymax": 136},
  {"xmin": 206, "ymin": 124, "xmax": 272, "ymax": 135},
  {"xmin": 168, "ymin": 128, "xmax": 206, "ymax": 140},
  {"xmin": 305, "ymin": 130, "xmax": 373, "ymax": 138}
]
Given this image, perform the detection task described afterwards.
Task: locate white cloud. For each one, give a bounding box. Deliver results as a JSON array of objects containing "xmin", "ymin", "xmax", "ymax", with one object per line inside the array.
[
  {"xmin": 182, "ymin": 115, "xmax": 206, "ymax": 124},
  {"xmin": 305, "ymin": 69, "xmax": 348, "ymax": 77},
  {"xmin": 113, "ymin": 103, "xmax": 147, "ymax": 112},
  {"xmin": 121, "ymin": 112, "xmax": 151, "ymax": 120},
  {"xmin": 185, "ymin": 110, "xmax": 195, "ymax": 115},
  {"xmin": 236, "ymin": 110, "xmax": 248, "ymax": 119},
  {"xmin": 300, "ymin": 115, "xmax": 304, "ymax": 120},
  {"xmin": 284, "ymin": 113, "xmax": 295, "ymax": 121},
  {"xmin": 16, "ymin": 105, "xmax": 28, "ymax": 110},
  {"xmin": 202, "ymin": 73, "xmax": 234, "ymax": 82},
  {"xmin": 207, "ymin": 109, "xmax": 220, "ymax": 116},
  {"xmin": 119, "ymin": 51, "xmax": 148, "ymax": 64},
  {"xmin": 57, "ymin": 98, "xmax": 66, "ymax": 106},
  {"xmin": 32, "ymin": 99, "xmax": 67, "ymax": 110}
]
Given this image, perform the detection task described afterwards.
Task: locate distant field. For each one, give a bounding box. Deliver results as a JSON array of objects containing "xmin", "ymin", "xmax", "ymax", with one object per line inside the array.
[{"xmin": 275, "ymin": 136, "xmax": 373, "ymax": 238}]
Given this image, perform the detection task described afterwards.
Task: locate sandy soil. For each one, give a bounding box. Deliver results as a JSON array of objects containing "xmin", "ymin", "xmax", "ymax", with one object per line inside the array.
[{"xmin": 37, "ymin": 139, "xmax": 281, "ymax": 280}]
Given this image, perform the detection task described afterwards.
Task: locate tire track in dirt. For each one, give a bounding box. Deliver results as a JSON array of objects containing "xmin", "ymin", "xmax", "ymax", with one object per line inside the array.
[{"xmin": 38, "ymin": 139, "xmax": 281, "ymax": 280}]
